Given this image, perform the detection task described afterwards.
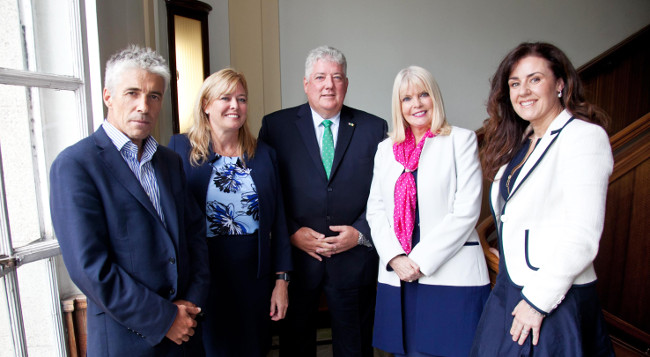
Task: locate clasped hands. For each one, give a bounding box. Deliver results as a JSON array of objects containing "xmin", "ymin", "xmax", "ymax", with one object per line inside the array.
[
  {"xmin": 166, "ymin": 300, "xmax": 201, "ymax": 345},
  {"xmin": 290, "ymin": 226, "xmax": 358, "ymax": 261},
  {"xmin": 388, "ymin": 255, "xmax": 423, "ymax": 282}
]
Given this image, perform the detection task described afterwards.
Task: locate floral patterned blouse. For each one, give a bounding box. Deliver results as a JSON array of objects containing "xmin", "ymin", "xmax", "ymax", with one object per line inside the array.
[{"xmin": 205, "ymin": 156, "xmax": 259, "ymax": 237}]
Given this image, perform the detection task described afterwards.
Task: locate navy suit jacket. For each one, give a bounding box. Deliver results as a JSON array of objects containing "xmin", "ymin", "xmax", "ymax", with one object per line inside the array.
[
  {"xmin": 259, "ymin": 103, "xmax": 387, "ymax": 289},
  {"xmin": 50, "ymin": 127, "xmax": 210, "ymax": 356},
  {"xmin": 168, "ymin": 134, "xmax": 292, "ymax": 276}
]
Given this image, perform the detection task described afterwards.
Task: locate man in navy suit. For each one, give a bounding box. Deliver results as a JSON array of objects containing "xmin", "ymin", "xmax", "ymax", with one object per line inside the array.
[
  {"xmin": 49, "ymin": 45, "xmax": 209, "ymax": 356},
  {"xmin": 259, "ymin": 45, "xmax": 387, "ymax": 357}
]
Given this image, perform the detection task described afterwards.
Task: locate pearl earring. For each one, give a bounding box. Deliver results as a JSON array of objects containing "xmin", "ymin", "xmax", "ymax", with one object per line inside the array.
[{"xmin": 557, "ymin": 90, "xmax": 562, "ymax": 98}]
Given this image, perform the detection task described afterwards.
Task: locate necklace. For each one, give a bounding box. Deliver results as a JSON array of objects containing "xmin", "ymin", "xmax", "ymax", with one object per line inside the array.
[
  {"xmin": 212, "ymin": 144, "xmax": 240, "ymax": 157},
  {"xmin": 506, "ymin": 138, "xmax": 538, "ymax": 195}
]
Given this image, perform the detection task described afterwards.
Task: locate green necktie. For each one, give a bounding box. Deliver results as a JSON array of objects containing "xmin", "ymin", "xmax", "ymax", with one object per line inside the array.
[{"xmin": 321, "ymin": 119, "xmax": 334, "ymax": 179}]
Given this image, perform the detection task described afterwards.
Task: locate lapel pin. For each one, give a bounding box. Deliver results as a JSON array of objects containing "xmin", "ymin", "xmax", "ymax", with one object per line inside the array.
[{"xmin": 348, "ymin": 122, "xmax": 355, "ymax": 127}]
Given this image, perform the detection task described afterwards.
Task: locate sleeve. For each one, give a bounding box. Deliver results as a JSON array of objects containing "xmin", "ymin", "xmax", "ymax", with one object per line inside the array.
[
  {"xmin": 258, "ymin": 116, "xmax": 301, "ymax": 237},
  {"xmin": 366, "ymin": 142, "xmax": 407, "ymax": 269},
  {"xmin": 408, "ymin": 131, "xmax": 483, "ymax": 276},
  {"xmin": 177, "ymin": 154, "xmax": 210, "ymax": 308},
  {"xmin": 352, "ymin": 118, "xmax": 389, "ymax": 243},
  {"xmin": 49, "ymin": 152, "xmax": 177, "ymax": 345},
  {"xmin": 269, "ymin": 148, "xmax": 293, "ymax": 273},
  {"xmin": 521, "ymin": 125, "xmax": 613, "ymax": 314},
  {"xmin": 258, "ymin": 115, "xmax": 272, "ymax": 146}
]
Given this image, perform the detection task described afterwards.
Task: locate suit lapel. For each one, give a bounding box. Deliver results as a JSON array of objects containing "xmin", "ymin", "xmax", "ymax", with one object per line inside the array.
[
  {"xmin": 508, "ymin": 111, "xmax": 574, "ymax": 199},
  {"xmin": 330, "ymin": 107, "xmax": 355, "ymax": 180},
  {"xmin": 94, "ymin": 128, "xmax": 165, "ymax": 226},
  {"xmin": 295, "ymin": 104, "xmax": 329, "ymax": 179}
]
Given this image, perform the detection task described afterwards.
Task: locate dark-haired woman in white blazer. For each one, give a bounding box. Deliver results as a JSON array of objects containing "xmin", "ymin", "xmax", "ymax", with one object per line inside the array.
[
  {"xmin": 367, "ymin": 66, "xmax": 490, "ymax": 357},
  {"xmin": 470, "ymin": 42, "xmax": 614, "ymax": 356}
]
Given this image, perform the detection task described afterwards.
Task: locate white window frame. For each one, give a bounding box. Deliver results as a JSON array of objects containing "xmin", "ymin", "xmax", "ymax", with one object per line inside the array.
[{"xmin": 0, "ymin": 0, "xmax": 99, "ymax": 355}]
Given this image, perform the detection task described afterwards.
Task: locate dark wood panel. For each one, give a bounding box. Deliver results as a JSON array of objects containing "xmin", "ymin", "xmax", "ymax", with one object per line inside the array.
[
  {"xmin": 596, "ymin": 172, "xmax": 633, "ymax": 310},
  {"xmin": 596, "ymin": 133, "xmax": 650, "ymax": 351},
  {"xmin": 620, "ymin": 159, "xmax": 650, "ymax": 332},
  {"xmin": 579, "ymin": 25, "xmax": 650, "ymax": 136}
]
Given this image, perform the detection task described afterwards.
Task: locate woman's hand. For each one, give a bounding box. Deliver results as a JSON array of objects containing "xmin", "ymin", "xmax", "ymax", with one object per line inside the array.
[
  {"xmin": 510, "ymin": 299, "xmax": 545, "ymax": 345},
  {"xmin": 388, "ymin": 255, "xmax": 423, "ymax": 282},
  {"xmin": 270, "ymin": 279, "xmax": 289, "ymax": 321}
]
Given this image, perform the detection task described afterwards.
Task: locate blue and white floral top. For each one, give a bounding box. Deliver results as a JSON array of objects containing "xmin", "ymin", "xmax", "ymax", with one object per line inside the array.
[{"xmin": 206, "ymin": 156, "xmax": 259, "ymax": 237}]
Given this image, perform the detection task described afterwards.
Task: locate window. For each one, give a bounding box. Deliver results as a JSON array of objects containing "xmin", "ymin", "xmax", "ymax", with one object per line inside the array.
[{"xmin": 0, "ymin": 0, "xmax": 98, "ymax": 355}]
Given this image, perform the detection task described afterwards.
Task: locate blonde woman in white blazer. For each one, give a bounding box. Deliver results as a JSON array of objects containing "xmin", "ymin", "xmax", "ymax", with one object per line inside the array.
[
  {"xmin": 367, "ymin": 66, "xmax": 490, "ymax": 357},
  {"xmin": 470, "ymin": 43, "xmax": 614, "ymax": 357}
]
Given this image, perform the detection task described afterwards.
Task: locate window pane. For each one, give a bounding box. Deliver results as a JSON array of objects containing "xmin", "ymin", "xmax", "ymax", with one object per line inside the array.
[
  {"xmin": 0, "ymin": 0, "xmax": 25, "ymax": 71},
  {"xmin": 0, "ymin": 0, "xmax": 77, "ymax": 76},
  {"xmin": 174, "ymin": 15, "xmax": 204, "ymax": 133},
  {"xmin": 0, "ymin": 278, "xmax": 18, "ymax": 357},
  {"xmin": 31, "ymin": 0, "xmax": 77, "ymax": 76},
  {"xmin": 0, "ymin": 84, "xmax": 82, "ymax": 248},
  {"xmin": 17, "ymin": 259, "xmax": 59, "ymax": 356},
  {"xmin": 0, "ymin": 84, "xmax": 40, "ymax": 248}
]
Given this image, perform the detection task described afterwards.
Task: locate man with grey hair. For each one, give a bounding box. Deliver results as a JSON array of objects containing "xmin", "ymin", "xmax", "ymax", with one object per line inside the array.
[
  {"xmin": 50, "ymin": 45, "xmax": 209, "ymax": 356},
  {"xmin": 260, "ymin": 45, "xmax": 387, "ymax": 357}
]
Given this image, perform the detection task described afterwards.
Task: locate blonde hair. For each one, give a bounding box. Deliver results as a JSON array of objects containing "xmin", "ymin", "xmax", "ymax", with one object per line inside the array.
[
  {"xmin": 390, "ymin": 66, "xmax": 451, "ymax": 143},
  {"xmin": 187, "ymin": 68, "xmax": 256, "ymax": 166}
]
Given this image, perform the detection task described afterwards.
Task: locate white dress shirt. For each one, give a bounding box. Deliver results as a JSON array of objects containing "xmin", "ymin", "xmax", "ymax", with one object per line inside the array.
[{"xmin": 311, "ymin": 108, "xmax": 341, "ymax": 151}]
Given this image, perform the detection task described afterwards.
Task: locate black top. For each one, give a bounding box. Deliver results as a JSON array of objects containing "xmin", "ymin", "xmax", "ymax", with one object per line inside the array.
[{"xmin": 500, "ymin": 138, "xmax": 539, "ymax": 200}]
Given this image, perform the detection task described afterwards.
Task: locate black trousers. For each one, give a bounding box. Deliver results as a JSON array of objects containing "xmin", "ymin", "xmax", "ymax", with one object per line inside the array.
[{"xmin": 280, "ymin": 279, "xmax": 376, "ymax": 357}]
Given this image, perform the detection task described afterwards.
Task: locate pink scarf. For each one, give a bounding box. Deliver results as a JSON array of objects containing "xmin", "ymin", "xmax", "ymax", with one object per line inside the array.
[{"xmin": 393, "ymin": 127, "xmax": 438, "ymax": 254}]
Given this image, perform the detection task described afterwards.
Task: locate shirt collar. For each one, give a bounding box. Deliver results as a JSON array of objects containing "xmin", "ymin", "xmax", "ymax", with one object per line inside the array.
[
  {"xmin": 102, "ymin": 120, "xmax": 158, "ymax": 160},
  {"xmin": 310, "ymin": 108, "xmax": 341, "ymax": 127}
]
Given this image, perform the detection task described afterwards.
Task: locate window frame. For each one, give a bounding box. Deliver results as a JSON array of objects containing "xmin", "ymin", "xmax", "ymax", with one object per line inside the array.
[{"xmin": 0, "ymin": 0, "xmax": 99, "ymax": 355}]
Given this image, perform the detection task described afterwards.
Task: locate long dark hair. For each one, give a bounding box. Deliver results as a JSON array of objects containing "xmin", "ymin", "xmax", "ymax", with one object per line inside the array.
[{"xmin": 480, "ymin": 42, "xmax": 609, "ymax": 180}]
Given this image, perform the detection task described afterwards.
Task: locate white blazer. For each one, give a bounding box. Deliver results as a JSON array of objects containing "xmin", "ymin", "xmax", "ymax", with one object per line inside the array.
[
  {"xmin": 367, "ymin": 126, "xmax": 489, "ymax": 288},
  {"xmin": 491, "ymin": 109, "xmax": 613, "ymax": 314}
]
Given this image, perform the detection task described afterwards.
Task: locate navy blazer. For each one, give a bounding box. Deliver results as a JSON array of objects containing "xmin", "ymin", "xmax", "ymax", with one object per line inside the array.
[
  {"xmin": 259, "ymin": 103, "xmax": 387, "ymax": 289},
  {"xmin": 50, "ymin": 127, "xmax": 210, "ymax": 357},
  {"xmin": 168, "ymin": 134, "xmax": 292, "ymax": 276}
]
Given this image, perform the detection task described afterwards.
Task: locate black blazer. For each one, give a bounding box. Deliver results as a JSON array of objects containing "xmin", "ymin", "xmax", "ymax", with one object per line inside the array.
[
  {"xmin": 168, "ymin": 134, "xmax": 292, "ymax": 277},
  {"xmin": 50, "ymin": 127, "xmax": 209, "ymax": 356},
  {"xmin": 259, "ymin": 103, "xmax": 387, "ymax": 289}
]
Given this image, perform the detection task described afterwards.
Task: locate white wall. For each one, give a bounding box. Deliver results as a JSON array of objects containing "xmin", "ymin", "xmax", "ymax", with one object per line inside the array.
[
  {"xmin": 204, "ymin": 0, "xmax": 230, "ymax": 74},
  {"xmin": 278, "ymin": 0, "xmax": 650, "ymax": 130},
  {"xmin": 92, "ymin": 0, "xmax": 230, "ymax": 142}
]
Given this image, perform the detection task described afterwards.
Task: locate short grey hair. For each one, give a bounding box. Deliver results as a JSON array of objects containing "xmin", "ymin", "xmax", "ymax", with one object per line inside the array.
[
  {"xmin": 304, "ymin": 45, "xmax": 347, "ymax": 80},
  {"xmin": 104, "ymin": 44, "xmax": 171, "ymax": 93}
]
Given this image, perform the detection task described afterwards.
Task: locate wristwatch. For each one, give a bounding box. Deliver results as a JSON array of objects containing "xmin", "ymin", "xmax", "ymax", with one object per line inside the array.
[
  {"xmin": 275, "ymin": 272, "xmax": 290, "ymax": 282},
  {"xmin": 357, "ymin": 232, "xmax": 373, "ymax": 247}
]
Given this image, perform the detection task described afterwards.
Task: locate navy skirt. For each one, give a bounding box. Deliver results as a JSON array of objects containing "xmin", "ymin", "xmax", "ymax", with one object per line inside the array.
[
  {"xmin": 470, "ymin": 263, "xmax": 614, "ymax": 357},
  {"xmin": 202, "ymin": 233, "xmax": 272, "ymax": 357},
  {"xmin": 374, "ymin": 281, "xmax": 490, "ymax": 357}
]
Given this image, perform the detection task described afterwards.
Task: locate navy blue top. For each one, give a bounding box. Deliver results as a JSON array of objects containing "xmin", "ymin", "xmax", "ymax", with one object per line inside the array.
[{"xmin": 500, "ymin": 138, "xmax": 539, "ymax": 200}]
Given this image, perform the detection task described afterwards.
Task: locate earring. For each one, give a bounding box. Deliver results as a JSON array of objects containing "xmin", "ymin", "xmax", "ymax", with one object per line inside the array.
[{"xmin": 557, "ymin": 90, "xmax": 562, "ymax": 98}]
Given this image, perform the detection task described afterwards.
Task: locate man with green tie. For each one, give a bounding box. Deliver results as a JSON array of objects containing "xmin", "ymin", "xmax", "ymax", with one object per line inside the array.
[{"xmin": 259, "ymin": 45, "xmax": 387, "ymax": 357}]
